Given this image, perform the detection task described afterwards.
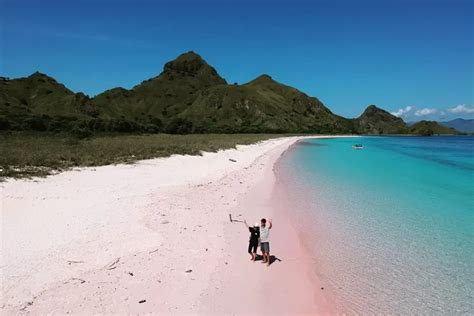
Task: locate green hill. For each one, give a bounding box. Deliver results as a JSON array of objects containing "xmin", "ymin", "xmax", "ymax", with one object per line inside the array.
[
  {"xmin": 0, "ymin": 73, "xmax": 95, "ymax": 130},
  {"xmin": 91, "ymin": 52, "xmax": 352, "ymax": 133},
  {"xmin": 92, "ymin": 51, "xmax": 226, "ymax": 120},
  {"xmin": 181, "ymin": 74, "xmax": 353, "ymax": 133},
  {"xmin": 354, "ymin": 105, "xmax": 408, "ymax": 134},
  {"xmin": 1, "ymin": 51, "xmax": 453, "ymax": 136},
  {"xmin": 409, "ymin": 120, "xmax": 459, "ymax": 136}
]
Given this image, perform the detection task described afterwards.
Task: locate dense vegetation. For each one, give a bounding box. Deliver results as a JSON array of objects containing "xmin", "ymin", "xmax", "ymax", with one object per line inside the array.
[{"xmin": 0, "ymin": 132, "xmax": 278, "ymax": 178}]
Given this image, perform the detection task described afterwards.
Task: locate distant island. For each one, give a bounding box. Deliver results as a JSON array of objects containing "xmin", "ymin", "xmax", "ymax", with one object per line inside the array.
[
  {"xmin": 0, "ymin": 51, "xmax": 459, "ymax": 136},
  {"xmin": 439, "ymin": 118, "xmax": 474, "ymax": 133}
]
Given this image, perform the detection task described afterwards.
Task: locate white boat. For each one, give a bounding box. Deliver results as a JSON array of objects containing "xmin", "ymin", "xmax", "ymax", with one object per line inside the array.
[{"xmin": 352, "ymin": 144, "xmax": 364, "ymax": 149}]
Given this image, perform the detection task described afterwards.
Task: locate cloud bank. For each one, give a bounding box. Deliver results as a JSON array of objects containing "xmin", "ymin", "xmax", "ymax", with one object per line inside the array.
[
  {"xmin": 391, "ymin": 106, "xmax": 413, "ymax": 118},
  {"xmin": 448, "ymin": 104, "xmax": 474, "ymax": 114},
  {"xmin": 415, "ymin": 108, "xmax": 437, "ymax": 116},
  {"xmin": 390, "ymin": 104, "xmax": 473, "ymax": 121}
]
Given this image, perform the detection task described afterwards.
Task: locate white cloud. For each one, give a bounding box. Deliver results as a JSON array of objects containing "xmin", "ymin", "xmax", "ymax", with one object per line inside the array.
[
  {"xmin": 391, "ymin": 106, "xmax": 413, "ymax": 118},
  {"xmin": 448, "ymin": 104, "xmax": 474, "ymax": 114},
  {"xmin": 414, "ymin": 108, "xmax": 437, "ymax": 116}
]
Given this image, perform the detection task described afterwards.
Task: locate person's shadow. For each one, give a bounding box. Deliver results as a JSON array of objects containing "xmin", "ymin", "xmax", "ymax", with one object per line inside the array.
[{"xmin": 255, "ymin": 254, "xmax": 282, "ymax": 266}]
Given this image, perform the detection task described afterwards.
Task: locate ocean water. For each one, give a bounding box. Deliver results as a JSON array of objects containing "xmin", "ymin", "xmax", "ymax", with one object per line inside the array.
[{"xmin": 276, "ymin": 136, "xmax": 474, "ymax": 314}]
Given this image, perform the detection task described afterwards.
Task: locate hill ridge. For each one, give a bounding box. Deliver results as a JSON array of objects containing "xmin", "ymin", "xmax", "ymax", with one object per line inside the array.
[{"xmin": 0, "ymin": 51, "xmax": 459, "ymax": 135}]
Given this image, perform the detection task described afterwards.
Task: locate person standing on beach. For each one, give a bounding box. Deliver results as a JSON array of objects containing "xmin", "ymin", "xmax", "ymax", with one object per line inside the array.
[
  {"xmin": 259, "ymin": 218, "xmax": 272, "ymax": 266},
  {"xmin": 244, "ymin": 220, "xmax": 260, "ymax": 261}
]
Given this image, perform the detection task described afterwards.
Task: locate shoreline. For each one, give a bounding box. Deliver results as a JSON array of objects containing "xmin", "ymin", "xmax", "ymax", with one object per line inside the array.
[
  {"xmin": 198, "ymin": 136, "xmax": 338, "ymax": 315},
  {"xmin": 273, "ymin": 139, "xmax": 344, "ymax": 314},
  {"xmin": 1, "ymin": 135, "xmax": 347, "ymax": 314}
]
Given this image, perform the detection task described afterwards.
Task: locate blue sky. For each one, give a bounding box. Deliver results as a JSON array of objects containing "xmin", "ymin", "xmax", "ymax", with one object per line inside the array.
[{"xmin": 1, "ymin": 0, "xmax": 473, "ymax": 120}]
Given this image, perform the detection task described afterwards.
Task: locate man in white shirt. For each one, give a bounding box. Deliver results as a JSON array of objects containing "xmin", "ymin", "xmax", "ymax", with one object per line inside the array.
[{"xmin": 259, "ymin": 218, "xmax": 272, "ymax": 266}]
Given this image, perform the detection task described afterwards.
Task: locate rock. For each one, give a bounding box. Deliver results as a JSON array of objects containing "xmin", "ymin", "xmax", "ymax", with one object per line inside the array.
[
  {"xmin": 129, "ymin": 272, "xmax": 134, "ymax": 276},
  {"xmin": 139, "ymin": 300, "xmax": 146, "ymax": 304},
  {"xmin": 185, "ymin": 269, "xmax": 192, "ymax": 273},
  {"xmin": 161, "ymin": 220, "xmax": 170, "ymax": 224},
  {"xmin": 229, "ymin": 159, "xmax": 237, "ymax": 162}
]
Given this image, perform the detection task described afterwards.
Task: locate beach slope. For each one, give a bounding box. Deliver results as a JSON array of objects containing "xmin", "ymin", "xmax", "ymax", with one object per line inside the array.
[{"xmin": 1, "ymin": 136, "xmax": 334, "ymax": 314}]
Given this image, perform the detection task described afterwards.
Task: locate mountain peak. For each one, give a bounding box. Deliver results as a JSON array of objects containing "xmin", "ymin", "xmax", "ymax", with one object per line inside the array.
[
  {"xmin": 256, "ymin": 74, "xmax": 273, "ymax": 80},
  {"xmin": 355, "ymin": 104, "xmax": 407, "ymax": 134},
  {"xmin": 28, "ymin": 71, "xmax": 52, "ymax": 79},
  {"xmin": 360, "ymin": 104, "xmax": 396, "ymax": 118},
  {"xmin": 364, "ymin": 104, "xmax": 381, "ymax": 113},
  {"xmin": 26, "ymin": 71, "xmax": 62, "ymax": 86},
  {"xmin": 163, "ymin": 51, "xmax": 207, "ymax": 74},
  {"xmin": 248, "ymin": 74, "xmax": 277, "ymax": 86},
  {"xmin": 160, "ymin": 51, "xmax": 226, "ymax": 85},
  {"xmin": 174, "ymin": 51, "xmax": 203, "ymax": 62}
]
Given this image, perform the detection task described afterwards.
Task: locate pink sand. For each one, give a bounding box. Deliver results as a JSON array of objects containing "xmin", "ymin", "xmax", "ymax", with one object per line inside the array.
[{"xmin": 1, "ymin": 136, "xmax": 341, "ymax": 314}]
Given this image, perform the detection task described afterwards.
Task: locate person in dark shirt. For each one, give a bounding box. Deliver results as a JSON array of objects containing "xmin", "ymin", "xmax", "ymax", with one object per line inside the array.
[{"xmin": 244, "ymin": 220, "xmax": 260, "ymax": 261}]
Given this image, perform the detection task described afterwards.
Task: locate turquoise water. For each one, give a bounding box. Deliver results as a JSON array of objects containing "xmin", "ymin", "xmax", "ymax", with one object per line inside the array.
[{"xmin": 276, "ymin": 136, "xmax": 474, "ymax": 314}]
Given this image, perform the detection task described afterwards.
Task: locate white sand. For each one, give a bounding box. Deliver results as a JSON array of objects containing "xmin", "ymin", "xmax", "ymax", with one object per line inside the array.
[{"xmin": 1, "ymin": 136, "xmax": 343, "ymax": 314}]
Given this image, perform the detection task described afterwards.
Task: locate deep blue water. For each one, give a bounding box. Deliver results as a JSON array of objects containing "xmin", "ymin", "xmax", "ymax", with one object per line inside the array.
[{"xmin": 277, "ymin": 136, "xmax": 474, "ymax": 314}]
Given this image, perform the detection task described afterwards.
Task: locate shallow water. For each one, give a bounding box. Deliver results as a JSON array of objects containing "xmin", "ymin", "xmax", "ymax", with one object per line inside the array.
[{"xmin": 276, "ymin": 136, "xmax": 474, "ymax": 314}]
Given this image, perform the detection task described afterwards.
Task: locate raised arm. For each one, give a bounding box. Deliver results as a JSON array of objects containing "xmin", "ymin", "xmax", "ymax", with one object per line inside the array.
[
  {"xmin": 243, "ymin": 219, "xmax": 249, "ymax": 228},
  {"xmin": 268, "ymin": 219, "xmax": 273, "ymax": 229}
]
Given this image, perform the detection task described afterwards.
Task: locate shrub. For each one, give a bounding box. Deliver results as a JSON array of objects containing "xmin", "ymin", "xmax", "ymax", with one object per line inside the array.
[
  {"xmin": 165, "ymin": 118, "xmax": 193, "ymax": 134},
  {"xmin": 144, "ymin": 124, "xmax": 160, "ymax": 133},
  {"xmin": 109, "ymin": 119, "xmax": 141, "ymax": 133},
  {"xmin": 149, "ymin": 117, "xmax": 163, "ymax": 131},
  {"xmin": 0, "ymin": 116, "xmax": 11, "ymax": 130},
  {"xmin": 71, "ymin": 126, "xmax": 92, "ymax": 139},
  {"xmin": 24, "ymin": 116, "xmax": 49, "ymax": 131}
]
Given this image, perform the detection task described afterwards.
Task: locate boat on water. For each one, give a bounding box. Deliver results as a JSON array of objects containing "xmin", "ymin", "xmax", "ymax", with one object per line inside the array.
[{"xmin": 352, "ymin": 144, "xmax": 364, "ymax": 149}]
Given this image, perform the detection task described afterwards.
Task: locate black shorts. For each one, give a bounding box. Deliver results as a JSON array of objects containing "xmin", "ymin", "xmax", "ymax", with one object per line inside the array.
[{"xmin": 248, "ymin": 240, "xmax": 258, "ymax": 254}]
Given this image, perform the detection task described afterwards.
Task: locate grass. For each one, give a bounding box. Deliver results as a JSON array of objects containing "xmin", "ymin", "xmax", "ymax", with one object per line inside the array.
[{"xmin": 0, "ymin": 132, "xmax": 281, "ymax": 178}]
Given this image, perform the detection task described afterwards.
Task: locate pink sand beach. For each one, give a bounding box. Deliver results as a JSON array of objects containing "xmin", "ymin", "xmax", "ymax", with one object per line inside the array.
[{"xmin": 1, "ymin": 136, "xmax": 342, "ymax": 315}]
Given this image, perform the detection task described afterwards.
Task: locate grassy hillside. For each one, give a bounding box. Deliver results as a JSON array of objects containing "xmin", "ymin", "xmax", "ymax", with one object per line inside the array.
[
  {"xmin": 182, "ymin": 74, "xmax": 354, "ymax": 133},
  {"xmin": 0, "ymin": 51, "xmax": 356, "ymax": 134},
  {"xmin": 0, "ymin": 73, "xmax": 95, "ymax": 131},
  {"xmin": 354, "ymin": 105, "xmax": 408, "ymax": 134},
  {"xmin": 91, "ymin": 52, "xmax": 227, "ymax": 122}
]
